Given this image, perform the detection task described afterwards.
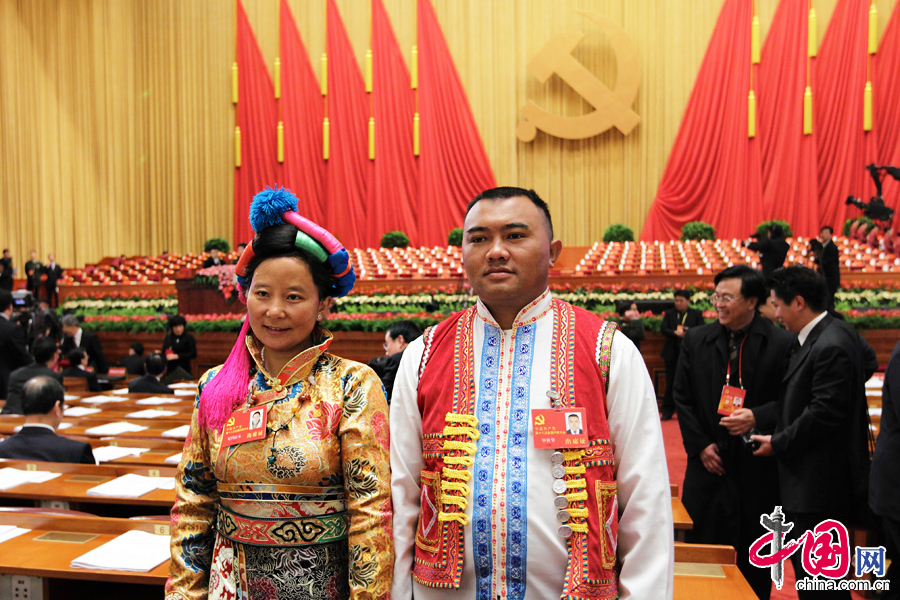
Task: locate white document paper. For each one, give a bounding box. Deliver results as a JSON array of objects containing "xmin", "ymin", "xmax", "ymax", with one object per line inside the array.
[
  {"xmin": 64, "ymin": 394, "xmax": 78, "ymax": 401},
  {"xmin": 161, "ymin": 424, "xmax": 190, "ymax": 439},
  {"xmin": 112, "ymin": 388, "xmax": 131, "ymax": 395},
  {"xmin": 64, "ymin": 406, "xmax": 103, "ymax": 417},
  {"xmin": 135, "ymin": 397, "xmax": 182, "ymax": 405},
  {"xmin": 866, "ymin": 375, "xmax": 885, "ymax": 389},
  {"xmin": 70, "ymin": 529, "xmax": 171, "ymax": 572},
  {"xmin": 84, "ymin": 422, "xmax": 149, "ymax": 435},
  {"xmin": 91, "ymin": 446, "xmax": 151, "ymax": 463},
  {"xmin": 0, "ymin": 468, "xmax": 61, "ymax": 490},
  {"xmin": 164, "ymin": 453, "xmax": 183, "ymax": 465},
  {"xmin": 86, "ymin": 473, "xmax": 169, "ymax": 498},
  {"xmin": 169, "ymin": 383, "xmax": 198, "ymax": 389},
  {"xmin": 0, "ymin": 526, "xmax": 30, "ymax": 544},
  {"xmin": 82, "ymin": 396, "xmax": 128, "ymax": 405},
  {"xmin": 869, "ymin": 407, "xmax": 883, "ymax": 417},
  {"xmin": 57, "ymin": 422, "xmax": 74, "ymax": 430},
  {"xmin": 174, "ymin": 389, "xmax": 196, "ymax": 396},
  {"xmin": 125, "ymin": 409, "xmax": 179, "ymax": 419}
]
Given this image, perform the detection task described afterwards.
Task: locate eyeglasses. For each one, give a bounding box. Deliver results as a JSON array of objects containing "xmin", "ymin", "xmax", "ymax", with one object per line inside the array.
[{"xmin": 711, "ymin": 294, "xmax": 741, "ymax": 305}]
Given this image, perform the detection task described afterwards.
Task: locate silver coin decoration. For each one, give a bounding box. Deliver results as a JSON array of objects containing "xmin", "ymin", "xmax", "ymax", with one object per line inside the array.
[
  {"xmin": 551, "ymin": 464, "xmax": 566, "ymax": 479},
  {"xmin": 550, "ymin": 452, "xmax": 565, "ymax": 465},
  {"xmin": 556, "ymin": 509, "xmax": 571, "ymax": 522},
  {"xmin": 554, "ymin": 496, "xmax": 569, "ymax": 509},
  {"xmin": 552, "ymin": 479, "xmax": 567, "ymax": 494},
  {"xmin": 558, "ymin": 525, "xmax": 573, "ymax": 538}
]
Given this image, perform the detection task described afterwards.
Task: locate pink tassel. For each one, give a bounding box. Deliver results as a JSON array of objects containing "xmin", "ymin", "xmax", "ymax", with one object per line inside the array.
[{"xmin": 199, "ymin": 318, "xmax": 253, "ymax": 430}]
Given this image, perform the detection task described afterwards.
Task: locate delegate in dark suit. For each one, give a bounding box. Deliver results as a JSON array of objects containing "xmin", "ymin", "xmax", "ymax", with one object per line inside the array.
[
  {"xmin": 0, "ymin": 425, "xmax": 95, "ymax": 464},
  {"xmin": 119, "ymin": 353, "xmax": 146, "ymax": 376},
  {"xmin": 747, "ymin": 235, "xmax": 790, "ymax": 278},
  {"xmin": 820, "ymin": 239, "xmax": 841, "ymax": 307},
  {"xmin": 870, "ymin": 341, "xmax": 900, "ymax": 596},
  {"xmin": 61, "ymin": 365, "xmax": 101, "ymax": 392},
  {"xmin": 128, "ymin": 374, "xmax": 174, "ymax": 394},
  {"xmin": 675, "ymin": 314, "xmax": 794, "ymax": 598},
  {"xmin": 660, "ymin": 299, "xmax": 705, "ymax": 419},
  {"xmin": 0, "ymin": 252, "xmax": 13, "ymax": 291},
  {"xmin": 44, "ymin": 259, "xmax": 63, "ymax": 307},
  {"xmin": 60, "ymin": 327, "xmax": 109, "ymax": 374},
  {"xmin": 0, "ymin": 312, "xmax": 31, "ymax": 400},
  {"xmin": 23, "ymin": 257, "xmax": 43, "ymax": 296},
  {"xmin": 3, "ymin": 364, "xmax": 63, "ymax": 415}
]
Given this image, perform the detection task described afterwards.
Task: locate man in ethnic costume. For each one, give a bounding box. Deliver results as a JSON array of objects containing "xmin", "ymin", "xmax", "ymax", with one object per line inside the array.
[{"xmin": 391, "ymin": 187, "xmax": 673, "ymax": 600}]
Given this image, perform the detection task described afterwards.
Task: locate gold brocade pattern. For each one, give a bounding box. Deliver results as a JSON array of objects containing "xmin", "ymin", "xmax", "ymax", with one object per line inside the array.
[{"xmin": 165, "ymin": 331, "xmax": 393, "ymax": 600}]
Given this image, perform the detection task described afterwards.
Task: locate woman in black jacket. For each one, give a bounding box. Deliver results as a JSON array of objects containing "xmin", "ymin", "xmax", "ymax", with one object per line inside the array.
[{"xmin": 162, "ymin": 315, "xmax": 196, "ymax": 380}]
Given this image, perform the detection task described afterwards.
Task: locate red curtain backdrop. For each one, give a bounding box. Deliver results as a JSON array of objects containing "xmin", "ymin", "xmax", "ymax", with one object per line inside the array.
[
  {"xmin": 369, "ymin": 0, "xmax": 419, "ymax": 245},
  {"xmin": 758, "ymin": 0, "xmax": 818, "ymax": 238},
  {"xmin": 814, "ymin": 0, "xmax": 878, "ymax": 229},
  {"xmin": 234, "ymin": 0, "xmax": 283, "ymax": 247},
  {"xmin": 417, "ymin": 0, "xmax": 496, "ymax": 246},
  {"xmin": 876, "ymin": 3, "xmax": 900, "ymax": 212},
  {"xmin": 640, "ymin": 0, "xmax": 762, "ymax": 241},
  {"xmin": 324, "ymin": 0, "xmax": 371, "ymax": 249},
  {"xmin": 280, "ymin": 0, "xmax": 326, "ymax": 225}
]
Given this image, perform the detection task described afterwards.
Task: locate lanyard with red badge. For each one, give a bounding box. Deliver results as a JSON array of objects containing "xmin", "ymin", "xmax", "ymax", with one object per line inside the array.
[{"xmin": 717, "ymin": 336, "xmax": 747, "ymax": 415}]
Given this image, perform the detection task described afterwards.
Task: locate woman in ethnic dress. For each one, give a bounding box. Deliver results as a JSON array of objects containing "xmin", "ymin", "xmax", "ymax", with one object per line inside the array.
[{"xmin": 166, "ymin": 188, "xmax": 393, "ymax": 600}]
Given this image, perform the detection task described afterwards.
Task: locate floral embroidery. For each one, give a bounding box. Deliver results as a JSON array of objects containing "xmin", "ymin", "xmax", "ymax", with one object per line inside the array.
[
  {"xmin": 349, "ymin": 544, "xmax": 378, "ymax": 589},
  {"xmin": 306, "ymin": 402, "xmax": 342, "ymax": 440},
  {"xmin": 266, "ymin": 447, "xmax": 308, "ymax": 479},
  {"xmin": 345, "ymin": 458, "xmax": 379, "ymax": 499}
]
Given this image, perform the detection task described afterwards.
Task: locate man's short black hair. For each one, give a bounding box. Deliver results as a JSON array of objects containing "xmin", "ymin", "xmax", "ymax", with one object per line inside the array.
[
  {"xmin": 820, "ymin": 225, "xmax": 834, "ymax": 235},
  {"xmin": 714, "ymin": 265, "xmax": 768, "ymax": 308},
  {"xmin": 465, "ymin": 187, "xmax": 554, "ymax": 238},
  {"xmin": 0, "ymin": 289, "xmax": 12, "ymax": 313},
  {"xmin": 32, "ymin": 336, "xmax": 59, "ymax": 364},
  {"xmin": 673, "ymin": 289, "xmax": 692, "ymax": 301},
  {"xmin": 68, "ymin": 348, "xmax": 86, "ymax": 365},
  {"xmin": 387, "ymin": 320, "xmax": 423, "ymax": 345},
  {"xmin": 769, "ymin": 224, "xmax": 784, "ymax": 238},
  {"xmin": 21, "ymin": 376, "xmax": 65, "ymax": 415},
  {"xmin": 768, "ymin": 265, "xmax": 828, "ymax": 313},
  {"xmin": 130, "ymin": 342, "xmax": 145, "ymax": 356},
  {"xmin": 145, "ymin": 353, "xmax": 167, "ymax": 377}
]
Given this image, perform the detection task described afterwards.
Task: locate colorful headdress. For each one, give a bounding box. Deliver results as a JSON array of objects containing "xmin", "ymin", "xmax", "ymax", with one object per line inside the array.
[{"xmin": 199, "ymin": 186, "xmax": 354, "ymax": 429}]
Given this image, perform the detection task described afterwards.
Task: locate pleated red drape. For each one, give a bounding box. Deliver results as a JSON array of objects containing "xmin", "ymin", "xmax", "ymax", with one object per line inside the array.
[
  {"xmin": 876, "ymin": 3, "xmax": 900, "ymax": 212},
  {"xmin": 417, "ymin": 0, "xmax": 496, "ymax": 245},
  {"xmin": 280, "ymin": 0, "xmax": 325, "ymax": 225},
  {"xmin": 758, "ymin": 0, "xmax": 818, "ymax": 238},
  {"xmin": 640, "ymin": 0, "xmax": 762, "ymax": 241},
  {"xmin": 324, "ymin": 0, "xmax": 371, "ymax": 249},
  {"xmin": 234, "ymin": 0, "xmax": 283, "ymax": 246},
  {"xmin": 369, "ymin": 0, "xmax": 419, "ymax": 245},
  {"xmin": 814, "ymin": 0, "xmax": 877, "ymax": 229}
]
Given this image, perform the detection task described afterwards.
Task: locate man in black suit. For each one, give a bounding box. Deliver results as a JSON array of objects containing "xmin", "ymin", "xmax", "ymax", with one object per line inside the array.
[
  {"xmin": 660, "ymin": 289, "xmax": 705, "ymax": 420},
  {"xmin": 60, "ymin": 314, "xmax": 108, "ymax": 374},
  {"xmin": 0, "ymin": 289, "xmax": 31, "ymax": 400},
  {"xmin": 0, "ymin": 376, "xmax": 95, "ymax": 464},
  {"xmin": 746, "ymin": 224, "xmax": 790, "ymax": 278},
  {"xmin": 128, "ymin": 353, "xmax": 174, "ymax": 394},
  {"xmin": 61, "ymin": 349, "xmax": 101, "ymax": 392},
  {"xmin": 819, "ymin": 226, "xmax": 841, "ymax": 309},
  {"xmin": 202, "ymin": 247, "xmax": 223, "ymax": 268},
  {"xmin": 44, "ymin": 253, "xmax": 63, "ymax": 308},
  {"xmin": 871, "ymin": 341, "xmax": 900, "ymax": 597},
  {"xmin": 3, "ymin": 336, "xmax": 63, "ymax": 415},
  {"xmin": 754, "ymin": 266, "xmax": 875, "ymax": 599},
  {"xmin": 0, "ymin": 249, "xmax": 13, "ymax": 291},
  {"xmin": 31, "ymin": 300, "xmax": 61, "ymax": 342},
  {"xmin": 674, "ymin": 265, "xmax": 795, "ymax": 600},
  {"xmin": 367, "ymin": 320, "xmax": 422, "ymax": 403},
  {"xmin": 23, "ymin": 250, "xmax": 43, "ymax": 300},
  {"xmin": 119, "ymin": 342, "xmax": 146, "ymax": 376}
]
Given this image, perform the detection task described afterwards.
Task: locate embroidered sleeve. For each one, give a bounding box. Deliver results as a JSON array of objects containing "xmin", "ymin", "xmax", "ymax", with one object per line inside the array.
[
  {"xmin": 165, "ymin": 369, "xmax": 220, "ymax": 600},
  {"xmin": 340, "ymin": 362, "xmax": 394, "ymax": 600}
]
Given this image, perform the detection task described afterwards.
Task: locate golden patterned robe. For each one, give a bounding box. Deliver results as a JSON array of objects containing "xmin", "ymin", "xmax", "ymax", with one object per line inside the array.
[{"xmin": 166, "ymin": 329, "xmax": 393, "ymax": 600}]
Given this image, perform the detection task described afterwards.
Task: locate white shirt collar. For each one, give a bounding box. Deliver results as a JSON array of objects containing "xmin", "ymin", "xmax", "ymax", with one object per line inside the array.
[
  {"xmin": 798, "ymin": 311, "xmax": 828, "ymax": 346},
  {"xmin": 22, "ymin": 423, "xmax": 56, "ymax": 432},
  {"xmin": 74, "ymin": 327, "xmax": 83, "ymax": 348},
  {"xmin": 475, "ymin": 288, "xmax": 553, "ymax": 331}
]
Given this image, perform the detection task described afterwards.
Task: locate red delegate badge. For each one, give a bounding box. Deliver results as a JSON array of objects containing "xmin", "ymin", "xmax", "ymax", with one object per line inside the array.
[
  {"xmin": 717, "ymin": 385, "xmax": 746, "ymax": 416},
  {"xmin": 531, "ymin": 408, "xmax": 589, "ymax": 449},
  {"xmin": 222, "ymin": 405, "xmax": 268, "ymax": 446}
]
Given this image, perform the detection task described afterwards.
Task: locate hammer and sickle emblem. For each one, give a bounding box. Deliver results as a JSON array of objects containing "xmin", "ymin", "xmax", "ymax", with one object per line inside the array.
[
  {"xmin": 517, "ymin": 12, "xmax": 641, "ymax": 142},
  {"xmin": 535, "ymin": 414, "xmax": 545, "ymax": 426},
  {"xmin": 227, "ymin": 416, "xmax": 236, "ymax": 427}
]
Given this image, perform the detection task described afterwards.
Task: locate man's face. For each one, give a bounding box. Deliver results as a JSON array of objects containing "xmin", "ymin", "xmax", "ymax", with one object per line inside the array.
[
  {"xmin": 462, "ymin": 196, "xmax": 561, "ymax": 315},
  {"xmin": 29, "ymin": 251, "xmax": 36, "ymax": 261},
  {"xmin": 62, "ymin": 324, "xmax": 78, "ymax": 338},
  {"xmin": 384, "ymin": 332, "xmax": 406, "ymax": 356},
  {"xmin": 2, "ymin": 251, "xmax": 9, "ymax": 258},
  {"xmin": 48, "ymin": 253, "xmax": 55, "ymax": 263},
  {"xmin": 714, "ymin": 277, "xmax": 757, "ymax": 330},
  {"xmin": 211, "ymin": 248, "xmax": 220, "ymax": 258},
  {"xmin": 673, "ymin": 296, "xmax": 689, "ymax": 312},
  {"xmin": 819, "ymin": 228, "xmax": 833, "ymax": 244},
  {"xmin": 568, "ymin": 415, "xmax": 580, "ymax": 430},
  {"xmin": 771, "ymin": 290, "xmax": 803, "ymax": 332}
]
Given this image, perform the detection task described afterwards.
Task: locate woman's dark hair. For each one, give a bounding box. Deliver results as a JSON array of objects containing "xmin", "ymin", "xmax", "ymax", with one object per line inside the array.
[
  {"xmin": 168, "ymin": 314, "xmax": 187, "ymax": 328},
  {"xmin": 240, "ymin": 223, "xmax": 334, "ymax": 300}
]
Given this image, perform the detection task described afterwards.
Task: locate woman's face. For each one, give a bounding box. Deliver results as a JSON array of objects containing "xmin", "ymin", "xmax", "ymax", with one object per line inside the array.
[
  {"xmin": 247, "ymin": 256, "xmax": 332, "ymax": 359},
  {"xmin": 172, "ymin": 324, "xmax": 185, "ymax": 336}
]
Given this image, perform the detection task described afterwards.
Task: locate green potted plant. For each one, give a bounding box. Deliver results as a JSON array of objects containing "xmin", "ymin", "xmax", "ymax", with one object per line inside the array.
[
  {"xmin": 602, "ymin": 224, "xmax": 634, "ymax": 243},
  {"xmin": 680, "ymin": 221, "xmax": 715, "ymax": 241},
  {"xmin": 380, "ymin": 231, "xmax": 410, "ymax": 248}
]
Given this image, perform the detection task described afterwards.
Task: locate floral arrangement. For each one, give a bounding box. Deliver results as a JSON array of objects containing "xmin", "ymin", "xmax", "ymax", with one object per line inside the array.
[
  {"xmin": 61, "ymin": 292, "xmax": 177, "ymax": 317},
  {"xmin": 82, "ymin": 313, "xmax": 245, "ymax": 333},
  {"xmin": 193, "ymin": 265, "xmax": 238, "ymax": 301}
]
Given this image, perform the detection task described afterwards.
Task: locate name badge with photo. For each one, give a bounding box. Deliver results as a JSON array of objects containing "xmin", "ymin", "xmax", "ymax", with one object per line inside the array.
[
  {"xmin": 222, "ymin": 405, "xmax": 268, "ymax": 446},
  {"xmin": 717, "ymin": 385, "xmax": 746, "ymax": 416},
  {"xmin": 531, "ymin": 407, "xmax": 589, "ymax": 449}
]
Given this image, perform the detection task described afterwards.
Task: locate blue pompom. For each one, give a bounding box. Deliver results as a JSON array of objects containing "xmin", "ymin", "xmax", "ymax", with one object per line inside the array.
[
  {"xmin": 327, "ymin": 249, "xmax": 356, "ymax": 297},
  {"xmin": 249, "ymin": 186, "xmax": 298, "ymax": 233}
]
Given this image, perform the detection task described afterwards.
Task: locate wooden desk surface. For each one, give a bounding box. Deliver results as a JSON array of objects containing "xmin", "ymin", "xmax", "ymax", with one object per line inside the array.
[
  {"xmin": 0, "ymin": 512, "xmax": 169, "ymax": 585},
  {"xmin": 0, "ymin": 417, "xmax": 183, "ymax": 440},
  {"xmin": 0, "ymin": 459, "xmax": 176, "ymax": 507},
  {"xmin": 672, "ymin": 497, "xmax": 692, "ymax": 531},
  {"xmin": 674, "ymin": 564, "xmax": 758, "ymax": 599}
]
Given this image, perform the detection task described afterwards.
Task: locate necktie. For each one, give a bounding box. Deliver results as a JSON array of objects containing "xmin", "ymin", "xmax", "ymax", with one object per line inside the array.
[{"xmin": 728, "ymin": 330, "xmax": 744, "ymax": 386}]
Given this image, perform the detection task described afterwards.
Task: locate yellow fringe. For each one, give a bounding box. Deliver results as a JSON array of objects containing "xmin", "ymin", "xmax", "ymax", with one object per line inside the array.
[
  {"xmin": 446, "ymin": 413, "xmax": 478, "ymax": 427},
  {"xmin": 566, "ymin": 508, "xmax": 589, "ymax": 519},
  {"xmin": 445, "ymin": 455, "xmax": 474, "ymax": 467},
  {"xmin": 443, "ymin": 426, "xmax": 479, "ymax": 440},
  {"xmin": 443, "ymin": 440, "xmax": 477, "ymax": 454},
  {"xmin": 566, "ymin": 479, "xmax": 586, "ymax": 490},
  {"xmin": 569, "ymin": 522, "xmax": 588, "ymax": 534},
  {"xmin": 441, "ymin": 495, "xmax": 468, "ymax": 509},
  {"xmin": 562, "ymin": 450, "xmax": 585, "ymax": 461},
  {"xmin": 439, "ymin": 512, "xmax": 469, "ymax": 525},
  {"xmin": 441, "ymin": 481, "xmax": 469, "ymax": 494},
  {"xmin": 442, "ymin": 467, "xmax": 470, "ymax": 481},
  {"xmin": 564, "ymin": 465, "xmax": 586, "ymax": 475},
  {"xmin": 565, "ymin": 490, "xmax": 588, "ymax": 502}
]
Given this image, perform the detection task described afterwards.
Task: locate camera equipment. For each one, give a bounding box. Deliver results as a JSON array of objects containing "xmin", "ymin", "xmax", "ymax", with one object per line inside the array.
[
  {"xmin": 742, "ymin": 428, "xmax": 761, "ymax": 452},
  {"xmin": 845, "ymin": 164, "xmax": 900, "ymax": 227},
  {"xmin": 11, "ymin": 290, "xmax": 34, "ymax": 309}
]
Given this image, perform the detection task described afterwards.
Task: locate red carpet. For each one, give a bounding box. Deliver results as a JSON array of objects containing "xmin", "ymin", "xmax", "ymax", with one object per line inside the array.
[{"xmin": 660, "ymin": 414, "xmax": 865, "ymax": 599}]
